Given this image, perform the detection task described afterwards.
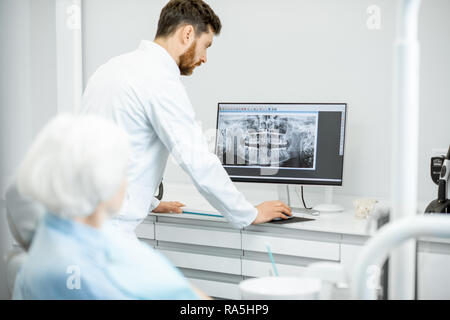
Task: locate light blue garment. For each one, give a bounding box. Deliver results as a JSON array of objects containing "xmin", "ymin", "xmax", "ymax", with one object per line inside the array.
[{"xmin": 12, "ymin": 213, "xmax": 199, "ymax": 300}]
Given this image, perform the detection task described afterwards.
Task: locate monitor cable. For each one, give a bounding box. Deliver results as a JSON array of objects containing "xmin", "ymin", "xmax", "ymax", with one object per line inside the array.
[{"xmin": 297, "ymin": 186, "xmax": 312, "ymax": 210}]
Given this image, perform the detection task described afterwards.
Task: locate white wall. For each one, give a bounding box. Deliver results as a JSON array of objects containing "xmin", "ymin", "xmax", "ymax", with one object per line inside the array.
[
  {"xmin": 0, "ymin": 0, "xmax": 57, "ymax": 299},
  {"xmin": 417, "ymin": 1, "xmax": 450, "ymax": 203},
  {"xmin": 82, "ymin": 0, "xmax": 449, "ymax": 206}
]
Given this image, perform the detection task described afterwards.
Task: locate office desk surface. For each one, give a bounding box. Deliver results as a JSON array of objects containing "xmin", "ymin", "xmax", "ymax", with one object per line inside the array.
[
  {"xmin": 149, "ymin": 183, "xmax": 371, "ymax": 237},
  {"xmin": 150, "ymin": 210, "xmax": 370, "ymax": 236}
]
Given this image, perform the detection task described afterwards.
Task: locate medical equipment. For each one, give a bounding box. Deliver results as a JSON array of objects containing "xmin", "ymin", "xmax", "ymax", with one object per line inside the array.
[
  {"xmin": 430, "ymin": 155, "xmax": 445, "ymax": 185},
  {"xmin": 425, "ymin": 145, "xmax": 450, "ymax": 213},
  {"xmin": 215, "ymin": 103, "xmax": 347, "ymax": 217},
  {"xmin": 286, "ymin": 215, "xmax": 450, "ymax": 300},
  {"xmin": 238, "ymin": 215, "xmax": 450, "ymax": 300},
  {"xmin": 388, "ymin": 0, "xmax": 421, "ymax": 299},
  {"xmin": 351, "ymin": 215, "xmax": 450, "ymax": 299}
]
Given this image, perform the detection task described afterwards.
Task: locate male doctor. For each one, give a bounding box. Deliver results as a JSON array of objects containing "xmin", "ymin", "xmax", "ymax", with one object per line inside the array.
[{"xmin": 81, "ymin": 0, "xmax": 292, "ymax": 234}]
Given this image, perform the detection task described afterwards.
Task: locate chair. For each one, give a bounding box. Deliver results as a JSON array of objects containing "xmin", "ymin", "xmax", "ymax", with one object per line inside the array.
[{"xmin": 4, "ymin": 181, "xmax": 44, "ymax": 297}]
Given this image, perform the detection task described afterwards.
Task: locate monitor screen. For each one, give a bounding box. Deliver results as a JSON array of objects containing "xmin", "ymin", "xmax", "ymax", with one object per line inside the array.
[{"xmin": 215, "ymin": 103, "xmax": 347, "ymax": 186}]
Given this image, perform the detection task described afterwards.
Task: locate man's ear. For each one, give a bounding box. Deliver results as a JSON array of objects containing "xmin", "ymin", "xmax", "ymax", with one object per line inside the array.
[{"xmin": 180, "ymin": 24, "xmax": 195, "ymax": 46}]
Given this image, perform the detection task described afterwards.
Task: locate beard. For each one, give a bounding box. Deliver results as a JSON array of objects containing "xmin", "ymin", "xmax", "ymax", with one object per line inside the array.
[{"xmin": 179, "ymin": 41, "xmax": 201, "ymax": 76}]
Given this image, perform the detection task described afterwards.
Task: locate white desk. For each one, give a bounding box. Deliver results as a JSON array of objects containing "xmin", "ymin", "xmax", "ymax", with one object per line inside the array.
[{"xmin": 134, "ymin": 183, "xmax": 450, "ymax": 300}]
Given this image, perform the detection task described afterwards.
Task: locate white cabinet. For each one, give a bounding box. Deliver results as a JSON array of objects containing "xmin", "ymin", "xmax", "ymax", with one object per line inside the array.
[
  {"xmin": 158, "ymin": 249, "xmax": 241, "ymax": 275},
  {"xmin": 135, "ymin": 222, "xmax": 155, "ymax": 240},
  {"xmin": 340, "ymin": 243, "xmax": 364, "ymax": 272},
  {"xmin": 242, "ymin": 232, "xmax": 340, "ymax": 261},
  {"xmin": 188, "ymin": 278, "xmax": 241, "ymax": 300},
  {"xmin": 155, "ymin": 223, "xmax": 241, "ymax": 249},
  {"xmin": 242, "ymin": 259, "xmax": 306, "ymax": 278},
  {"xmin": 146, "ymin": 215, "xmax": 450, "ymax": 300},
  {"xmin": 417, "ymin": 243, "xmax": 450, "ymax": 299}
]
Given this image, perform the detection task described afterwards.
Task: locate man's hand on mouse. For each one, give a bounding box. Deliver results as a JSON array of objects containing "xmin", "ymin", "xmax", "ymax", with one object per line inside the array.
[
  {"xmin": 252, "ymin": 201, "xmax": 292, "ymax": 224},
  {"xmin": 152, "ymin": 201, "xmax": 185, "ymax": 214}
]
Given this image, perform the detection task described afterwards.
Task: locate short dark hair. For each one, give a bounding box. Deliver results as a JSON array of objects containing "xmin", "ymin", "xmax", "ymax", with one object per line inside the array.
[{"xmin": 155, "ymin": 0, "xmax": 221, "ymax": 38}]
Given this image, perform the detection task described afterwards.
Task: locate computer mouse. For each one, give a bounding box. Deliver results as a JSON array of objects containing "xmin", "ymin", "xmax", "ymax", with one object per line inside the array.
[{"xmin": 272, "ymin": 213, "xmax": 294, "ymax": 221}]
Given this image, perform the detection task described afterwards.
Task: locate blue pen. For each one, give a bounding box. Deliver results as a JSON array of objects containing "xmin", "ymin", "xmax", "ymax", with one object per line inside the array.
[
  {"xmin": 182, "ymin": 210, "xmax": 224, "ymax": 218},
  {"xmin": 266, "ymin": 243, "xmax": 279, "ymax": 277}
]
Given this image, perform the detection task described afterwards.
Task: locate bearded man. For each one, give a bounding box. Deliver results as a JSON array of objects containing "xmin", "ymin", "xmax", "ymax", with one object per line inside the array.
[{"xmin": 81, "ymin": 0, "xmax": 292, "ymax": 236}]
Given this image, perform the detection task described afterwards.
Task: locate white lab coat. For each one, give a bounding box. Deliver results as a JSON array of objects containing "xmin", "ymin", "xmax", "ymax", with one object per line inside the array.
[{"xmin": 81, "ymin": 40, "xmax": 258, "ymax": 232}]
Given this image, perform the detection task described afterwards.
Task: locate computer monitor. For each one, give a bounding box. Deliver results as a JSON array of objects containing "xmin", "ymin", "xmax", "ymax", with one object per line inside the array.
[{"xmin": 215, "ymin": 102, "xmax": 347, "ymax": 186}]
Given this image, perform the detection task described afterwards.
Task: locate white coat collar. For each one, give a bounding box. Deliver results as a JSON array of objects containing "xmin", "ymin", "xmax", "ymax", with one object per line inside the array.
[{"xmin": 138, "ymin": 40, "xmax": 180, "ymax": 77}]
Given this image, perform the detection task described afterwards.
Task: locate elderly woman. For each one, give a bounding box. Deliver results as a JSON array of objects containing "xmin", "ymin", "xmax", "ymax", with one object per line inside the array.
[{"xmin": 13, "ymin": 114, "xmax": 203, "ymax": 299}]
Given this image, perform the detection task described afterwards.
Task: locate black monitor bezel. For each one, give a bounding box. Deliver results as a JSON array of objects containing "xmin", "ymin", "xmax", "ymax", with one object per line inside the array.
[{"xmin": 215, "ymin": 102, "xmax": 347, "ymax": 186}]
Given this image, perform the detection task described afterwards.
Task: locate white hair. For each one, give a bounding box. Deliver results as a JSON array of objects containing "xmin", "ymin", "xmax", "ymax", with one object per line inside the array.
[{"xmin": 17, "ymin": 114, "xmax": 130, "ymax": 219}]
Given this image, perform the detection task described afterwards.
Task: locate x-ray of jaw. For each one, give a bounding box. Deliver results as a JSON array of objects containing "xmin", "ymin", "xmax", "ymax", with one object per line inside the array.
[{"xmin": 217, "ymin": 114, "xmax": 318, "ymax": 169}]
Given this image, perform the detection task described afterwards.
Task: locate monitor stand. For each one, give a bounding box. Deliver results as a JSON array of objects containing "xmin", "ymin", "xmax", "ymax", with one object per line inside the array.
[
  {"xmin": 313, "ymin": 186, "xmax": 344, "ymax": 213},
  {"xmin": 277, "ymin": 185, "xmax": 344, "ymax": 215}
]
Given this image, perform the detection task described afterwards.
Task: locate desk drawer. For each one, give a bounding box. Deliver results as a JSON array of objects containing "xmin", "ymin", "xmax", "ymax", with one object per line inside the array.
[
  {"xmin": 135, "ymin": 222, "xmax": 155, "ymax": 240},
  {"xmin": 158, "ymin": 249, "xmax": 241, "ymax": 275},
  {"xmin": 187, "ymin": 278, "xmax": 241, "ymax": 300},
  {"xmin": 155, "ymin": 223, "xmax": 241, "ymax": 249},
  {"xmin": 242, "ymin": 259, "xmax": 306, "ymax": 278},
  {"xmin": 242, "ymin": 233, "xmax": 339, "ymax": 261}
]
